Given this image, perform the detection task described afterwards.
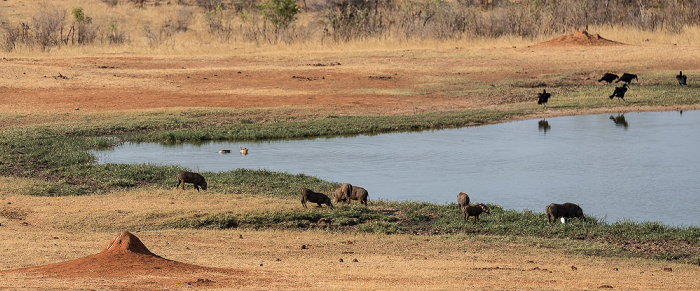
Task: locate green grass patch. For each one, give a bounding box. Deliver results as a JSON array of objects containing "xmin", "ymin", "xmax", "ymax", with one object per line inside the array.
[{"xmin": 161, "ymin": 204, "xmax": 386, "ymax": 230}]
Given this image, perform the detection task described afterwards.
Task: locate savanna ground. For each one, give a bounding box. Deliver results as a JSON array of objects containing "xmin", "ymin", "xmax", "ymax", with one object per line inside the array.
[{"xmin": 2, "ymin": 1, "xmax": 700, "ymax": 290}]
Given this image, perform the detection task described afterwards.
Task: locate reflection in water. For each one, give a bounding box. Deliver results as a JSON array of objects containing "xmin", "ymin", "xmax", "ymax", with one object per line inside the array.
[
  {"xmin": 537, "ymin": 119, "xmax": 551, "ymax": 134},
  {"xmin": 609, "ymin": 114, "xmax": 629, "ymax": 129}
]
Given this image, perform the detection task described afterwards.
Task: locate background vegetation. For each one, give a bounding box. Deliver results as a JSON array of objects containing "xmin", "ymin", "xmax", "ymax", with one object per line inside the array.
[{"xmin": 3, "ymin": 0, "xmax": 700, "ymax": 51}]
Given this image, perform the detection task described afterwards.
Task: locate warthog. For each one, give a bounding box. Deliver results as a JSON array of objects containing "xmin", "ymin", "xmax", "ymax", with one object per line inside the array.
[
  {"xmin": 461, "ymin": 203, "xmax": 490, "ymax": 222},
  {"xmin": 545, "ymin": 203, "xmax": 584, "ymax": 223},
  {"xmin": 333, "ymin": 183, "xmax": 353, "ymax": 203},
  {"xmin": 457, "ymin": 192, "xmax": 470, "ymax": 208},
  {"xmin": 301, "ymin": 188, "xmax": 334, "ymax": 209},
  {"xmin": 176, "ymin": 171, "xmax": 207, "ymax": 191},
  {"xmin": 349, "ymin": 186, "xmax": 369, "ymax": 206}
]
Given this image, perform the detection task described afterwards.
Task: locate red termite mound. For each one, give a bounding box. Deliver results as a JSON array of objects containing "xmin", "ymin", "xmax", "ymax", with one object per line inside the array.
[
  {"xmin": 532, "ymin": 30, "xmax": 623, "ymax": 47},
  {"xmin": 5, "ymin": 231, "xmax": 233, "ymax": 278}
]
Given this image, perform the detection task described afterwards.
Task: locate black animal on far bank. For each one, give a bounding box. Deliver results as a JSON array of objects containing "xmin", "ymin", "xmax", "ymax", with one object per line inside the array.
[
  {"xmin": 175, "ymin": 171, "xmax": 207, "ymax": 191},
  {"xmin": 609, "ymin": 84, "xmax": 628, "ymax": 102},
  {"xmin": 616, "ymin": 73, "xmax": 638, "ymax": 84},
  {"xmin": 537, "ymin": 89, "xmax": 551, "ymax": 107},
  {"xmin": 676, "ymin": 71, "xmax": 687, "ymax": 86},
  {"xmin": 598, "ymin": 73, "xmax": 618, "ymax": 84}
]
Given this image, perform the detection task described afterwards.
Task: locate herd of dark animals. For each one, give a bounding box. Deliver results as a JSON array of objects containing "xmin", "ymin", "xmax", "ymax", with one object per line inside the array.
[
  {"xmin": 175, "ymin": 171, "xmax": 579, "ymax": 224},
  {"xmin": 540, "ymin": 71, "xmax": 688, "ymax": 106}
]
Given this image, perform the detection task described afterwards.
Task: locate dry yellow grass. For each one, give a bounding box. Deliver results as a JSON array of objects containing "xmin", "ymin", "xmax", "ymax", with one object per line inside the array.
[
  {"xmin": 1, "ymin": 186, "xmax": 699, "ymax": 290},
  {"xmin": 4, "ymin": 0, "xmax": 700, "ymax": 57},
  {"xmin": 2, "ymin": 2, "xmax": 700, "ymax": 289}
]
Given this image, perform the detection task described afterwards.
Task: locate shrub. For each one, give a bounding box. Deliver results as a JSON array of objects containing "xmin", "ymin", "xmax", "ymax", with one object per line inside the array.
[
  {"xmin": 32, "ymin": 7, "xmax": 67, "ymax": 51},
  {"xmin": 70, "ymin": 8, "xmax": 97, "ymax": 45},
  {"xmin": 204, "ymin": 2, "xmax": 233, "ymax": 39},
  {"xmin": 142, "ymin": 23, "xmax": 175, "ymax": 47},
  {"xmin": 102, "ymin": 0, "xmax": 120, "ymax": 7},
  {"xmin": 175, "ymin": 7, "xmax": 193, "ymax": 32},
  {"xmin": 259, "ymin": 0, "xmax": 300, "ymax": 39},
  {"xmin": 107, "ymin": 23, "xmax": 126, "ymax": 44}
]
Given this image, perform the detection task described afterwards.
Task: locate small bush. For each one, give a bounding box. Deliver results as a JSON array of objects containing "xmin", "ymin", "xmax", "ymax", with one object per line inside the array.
[
  {"xmin": 102, "ymin": 0, "xmax": 120, "ymax": 7},
  {"xmin": 142, "ymin": 23, "xmax": 175, "ymax": 47},
  {"xmin": 107, "ymin": 23, "xmax": 126, "ymax": 44},
  {"xmin": 204, "ymin": 2, "xmax": 233, "ymax": 39},
  {"xmin": 70, "ymin": 8, "xmax": 97, "ymax": 45},
  {"xmin": 175, "ymin": 7, "xmax": 193, "ymax": 32},
  {"xmin": 259, "ymin": 0, "xmax": 300, "ymax": 33},
  {"xmin": 32, "ymin": 7, "xmax": 67, "ymax": 51},
  {"xmin": 197, "ymin": 0, "xmax": 224, "ymax": 11}
]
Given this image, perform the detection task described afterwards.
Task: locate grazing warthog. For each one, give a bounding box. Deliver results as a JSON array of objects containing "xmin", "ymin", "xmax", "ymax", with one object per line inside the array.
[
  {"xmin": 301, "ymin": 188, "xmax": 334, "ymax": 209},
  {"xmin": 457, "ymin": 192, "xmax": 470, "ymax": 208},
  {"xmin": 333, "ymin": 183, "xmax": 353, "ymax": 203},
  {"xmin": 545, "ymin": 203, "xmax": 584, "ymax": 223},
  {"xmin": 461, "ymin": 203, "xmax": 490, "ymax": 222},
  {"xmin": 349, "ymin": 186, "xmax": 369, "ymax": 206},
  {"xmin": 176, "ymin": 171, "xmax": 207, "ymax": 191}
]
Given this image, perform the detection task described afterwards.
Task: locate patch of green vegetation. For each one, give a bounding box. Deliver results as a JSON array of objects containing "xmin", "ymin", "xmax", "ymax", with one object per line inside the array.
[
  {"xmin": 161, "ymin": 204, "xmax": 385, "ymax": 230},
  {"xmin": 206, "ymin": 169, "xmax": 339, "ymax": 196},
  {"xmin": 383, "ymin": 201, "xmax": 700, "ymax": 244},
  {"xmin": 120, "ymin": 109, "xmax": 526, "ymax": 142}
]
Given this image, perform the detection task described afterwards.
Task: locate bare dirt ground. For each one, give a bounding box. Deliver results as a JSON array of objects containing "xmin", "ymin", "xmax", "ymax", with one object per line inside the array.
[
  {"xmin": 2, "ymin": 31, "xmax": 698, "ymax": 121},
  {"xmin": 2, "ymin": 32, "xmax": 700, "ymax": 289},
  {"xmin": 1, "ymin": 228, "xmax": 698, "ymax": 290}
]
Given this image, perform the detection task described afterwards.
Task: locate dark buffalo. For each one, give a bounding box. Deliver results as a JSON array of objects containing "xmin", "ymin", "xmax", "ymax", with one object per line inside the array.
[
  {"xmin": 461, "ymin": 203, "xmax": 490, "ymax": 222},
  {"xmin": 545, "ymin": 203, "xmax": 584, "ymax": 223},
  {"xmin": 301, "ymin": 188, "xmax": 334, "ymax": 209},
  {"xmin": 176, "ymin": 171, "xmax": 207, "ymax": 191}
]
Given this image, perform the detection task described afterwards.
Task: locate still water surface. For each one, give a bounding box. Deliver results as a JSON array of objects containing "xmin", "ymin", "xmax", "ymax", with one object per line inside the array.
[{"xmin": 93, "ymin": 110, "xmax": 700, "ymax": 227}]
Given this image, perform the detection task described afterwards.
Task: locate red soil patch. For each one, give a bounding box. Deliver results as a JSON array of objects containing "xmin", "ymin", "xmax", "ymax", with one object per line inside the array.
[
  {"xmin": 533, "ymin": 30, "xmax": 623, "ymax": 47},
  {"xmin": 3, "ymin": 231, "xmax": 254, "ymax": 288}
]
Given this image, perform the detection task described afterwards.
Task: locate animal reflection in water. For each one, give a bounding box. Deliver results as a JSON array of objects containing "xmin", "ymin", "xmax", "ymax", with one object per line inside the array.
[
  {"xmin": 538, "ymin": 119, "xmax": 551, "ymax": 134},
  {"xmin": 609, "ymin": 114, "xmax": 629, "ymax": 128}
]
